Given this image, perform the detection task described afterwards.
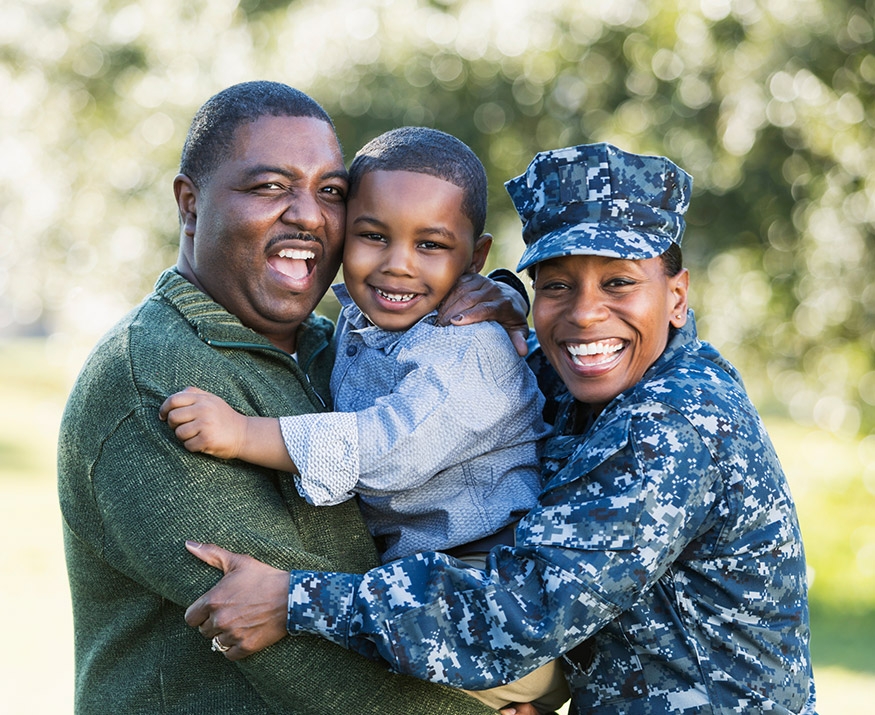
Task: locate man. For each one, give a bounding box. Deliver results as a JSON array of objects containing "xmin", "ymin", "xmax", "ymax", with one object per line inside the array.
[{"xmin": 57, "ymin": 81, "xmax": 523, "ymax": 714}]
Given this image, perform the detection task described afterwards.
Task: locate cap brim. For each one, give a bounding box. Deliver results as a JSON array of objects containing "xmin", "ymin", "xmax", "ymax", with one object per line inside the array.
[{"xmin": 516, "ymin": 224, "xmax": 674, "ymax": 271}]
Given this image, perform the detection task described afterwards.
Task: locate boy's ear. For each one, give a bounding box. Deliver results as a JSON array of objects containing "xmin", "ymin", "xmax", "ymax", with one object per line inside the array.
[{"xmin": 467, "ymin": 233, "xmax": 493, "ymax": 274}]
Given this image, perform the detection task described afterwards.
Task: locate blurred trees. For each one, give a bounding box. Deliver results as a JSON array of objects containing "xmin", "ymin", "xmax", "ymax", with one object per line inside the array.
[{"xmin": 1, "ymin": 0, "xmax": 874, "ymax": 435}]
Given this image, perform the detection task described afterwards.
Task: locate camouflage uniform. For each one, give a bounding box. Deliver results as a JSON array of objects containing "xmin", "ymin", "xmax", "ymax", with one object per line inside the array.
[{"xmin": 283, "ymin": 144, "xmax": 816, "ymax": 714}]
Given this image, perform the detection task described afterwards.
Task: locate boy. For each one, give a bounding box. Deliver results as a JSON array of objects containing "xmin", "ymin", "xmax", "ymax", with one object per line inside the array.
[{"xmin": 161, "ymin": 127, "xmax": 567, "ymax": 712}]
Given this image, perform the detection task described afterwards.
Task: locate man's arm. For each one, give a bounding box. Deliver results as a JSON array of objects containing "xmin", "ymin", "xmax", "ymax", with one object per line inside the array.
[{"xmin": 93, "ymin": 407, "xmax": 495, "ymax": 715}]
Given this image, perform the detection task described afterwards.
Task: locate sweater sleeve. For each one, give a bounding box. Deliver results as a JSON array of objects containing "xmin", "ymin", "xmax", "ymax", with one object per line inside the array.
[{"xmin": 87, "ymin": 407, "xmax": 495, "ymax": 715}]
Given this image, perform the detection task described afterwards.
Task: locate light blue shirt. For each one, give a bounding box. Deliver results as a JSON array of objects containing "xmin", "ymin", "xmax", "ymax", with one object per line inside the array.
[{"xmin": 280, "ymin": 284, "xmax": 551, "ymax": 562}]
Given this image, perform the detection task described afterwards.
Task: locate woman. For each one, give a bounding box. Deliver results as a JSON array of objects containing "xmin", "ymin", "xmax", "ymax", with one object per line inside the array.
[{"xmin": 185, "ymin": 143, "xmax": 815, "ymax": 714}]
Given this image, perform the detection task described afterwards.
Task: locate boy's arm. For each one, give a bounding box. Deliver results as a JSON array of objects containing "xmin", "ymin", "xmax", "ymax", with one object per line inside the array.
[
  {"xmin": 282, "ymin": 324, "xmax": 547, "ymax": 506},
  {"xmin": 160, "ymin": 386, "xmax": 297, "ymax": 472}
]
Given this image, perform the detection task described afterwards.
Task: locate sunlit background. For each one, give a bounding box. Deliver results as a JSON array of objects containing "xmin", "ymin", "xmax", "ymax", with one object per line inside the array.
[{"xmin": 1, "ymin": 0, "xmax": 873, "ymax": 711}]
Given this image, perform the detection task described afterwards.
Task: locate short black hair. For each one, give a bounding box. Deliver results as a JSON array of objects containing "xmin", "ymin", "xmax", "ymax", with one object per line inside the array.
[
  {"xmin": 660, "ymin": 242, "xmax": 684, "ymax": 276},
  {"xmin": 180, "ymin": 81, "xmax": 335, "ymax": 187},
  {"xmin": 347, "ymin": 127, "xmax": 487, "ymax": 237}
]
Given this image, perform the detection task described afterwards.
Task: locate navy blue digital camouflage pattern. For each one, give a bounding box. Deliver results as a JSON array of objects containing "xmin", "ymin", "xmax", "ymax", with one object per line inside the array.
[
  {"xmin": 286, "ymin": 316, "xmax": 815, "ymax": 714},
  {"xmin": 507, "ymin": 143, "xmax": 693, "ymax": 269}
]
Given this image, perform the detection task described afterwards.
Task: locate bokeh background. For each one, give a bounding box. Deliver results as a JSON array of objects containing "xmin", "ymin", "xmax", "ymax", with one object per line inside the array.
[{"xmin": 1, "ymin": 0, "xmax": 873, "ymax": 711}]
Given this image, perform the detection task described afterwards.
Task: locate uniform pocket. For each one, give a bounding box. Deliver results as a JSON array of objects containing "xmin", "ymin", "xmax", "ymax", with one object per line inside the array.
[
  {"xmin": 563, "ymin": 622, "xmax": 648, "ymax": 707},
  {"xmin": 522, "ymin": 413, "xmax": 642, "ymax": 551}
]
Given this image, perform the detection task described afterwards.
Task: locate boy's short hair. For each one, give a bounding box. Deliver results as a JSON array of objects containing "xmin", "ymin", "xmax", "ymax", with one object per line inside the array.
[
  {"xmin": 180, "ymin": 81, "xmax": 335, "ymax": 187},
  {"xmin": 348, "ymin": 127, "xmax": 487, "ymax": 237}
]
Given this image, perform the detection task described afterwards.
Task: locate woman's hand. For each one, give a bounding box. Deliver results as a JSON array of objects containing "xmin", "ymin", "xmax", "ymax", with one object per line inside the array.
[
  {"xmin": 499, "ymin": 704, "xmax": 542, "ymax": 715},
  {"xmin": 437, "ymin": 272, "xmax": 530, "ymax": 356},
  {"xmin": 183, "ymin": 541, "xmax": 289, "ymax": 661}
]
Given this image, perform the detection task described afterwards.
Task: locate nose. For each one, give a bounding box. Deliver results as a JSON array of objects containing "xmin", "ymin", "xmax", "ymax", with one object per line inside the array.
[
  {"xmin": 381, "ymin": 242, "xmax": 415, "ymax": 276},
  {"xmin": 567, "ymin": 284, "xmax": 609, "ymax": 327},
  {"xmin": 281, "ymin": 191, "xmax": 325, "ymax": 232}
]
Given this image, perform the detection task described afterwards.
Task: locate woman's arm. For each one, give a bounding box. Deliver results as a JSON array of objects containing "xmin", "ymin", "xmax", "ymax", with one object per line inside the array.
[
  {"xmin": 281, "ymin": 409, "xmax": 722, "ymax": 689},
  {"xmin": 437, "ymin": 270, "xmax": 531, "ymax": 356}
]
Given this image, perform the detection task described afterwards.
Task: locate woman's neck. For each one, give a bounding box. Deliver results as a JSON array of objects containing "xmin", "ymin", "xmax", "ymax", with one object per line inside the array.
[{"xmin": 567, "ymin": 401, "xmax": 604, "ymax": 435}]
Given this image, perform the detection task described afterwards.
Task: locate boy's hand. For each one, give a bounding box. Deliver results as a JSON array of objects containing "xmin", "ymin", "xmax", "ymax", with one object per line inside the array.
[
  {"xmin": 499, "ymin": 705, "xmax": 540, "ymax": 715},
  {"xmin": 159, "ymin": 386, "xmax": 247, "ymax": 460}
]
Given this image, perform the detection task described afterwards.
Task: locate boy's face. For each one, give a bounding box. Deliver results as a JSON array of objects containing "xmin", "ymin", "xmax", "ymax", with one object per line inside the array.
[
  {"xmin": 532, "ymin": 253, "xmax": 688, "ymax": 411},
  {"xmin": 342, "ymin": 170, "xmax": 491, "ymax": 331}
]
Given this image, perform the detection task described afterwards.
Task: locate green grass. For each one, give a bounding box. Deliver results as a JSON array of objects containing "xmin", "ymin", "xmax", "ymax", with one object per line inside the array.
[
  {"xmin": 0, "ymin": 338, "xmax": 74, "ymax": 483},
  {"xmin": 2, "ymin": 338, "xmax": 873, "ymax": 712},
  {"xmin": 767, "ymin": 420, "xmax": 875, "ymax": 680}
]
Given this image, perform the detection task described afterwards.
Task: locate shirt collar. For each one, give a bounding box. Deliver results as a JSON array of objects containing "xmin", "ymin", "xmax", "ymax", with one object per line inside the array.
[{"xmin": 331, "ymin": 282, "xmax": 438, "ymax": 350}]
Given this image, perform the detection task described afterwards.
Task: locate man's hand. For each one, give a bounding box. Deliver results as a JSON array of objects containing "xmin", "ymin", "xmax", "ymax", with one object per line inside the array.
[
  {"xmin": 437, "ymin": 273, "xmax": 530, "ymax": 356},
  {"xmin": 184, "ymin": 541, "xmax": 290, "ymax": 661},
  {"xmin": 159, "ymin": 387, "xmax": 248, "ymax": 460}
]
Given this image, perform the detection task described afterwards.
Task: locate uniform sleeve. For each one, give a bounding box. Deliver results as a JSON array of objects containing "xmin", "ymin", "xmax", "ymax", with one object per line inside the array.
[
  {"xmin": 281, "ymin": 324, "xmax": 547, "ymax": 505},
  {"xmin": 90, "ymin": 407, "xmax": 494, "ymax": 715},
  {"xmin": 286, "ymin": 404, "xmax": 724, "ymax": 690}
]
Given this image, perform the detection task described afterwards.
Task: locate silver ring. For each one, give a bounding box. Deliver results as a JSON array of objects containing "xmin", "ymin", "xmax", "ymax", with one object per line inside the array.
[{"xmin": 211, "ymin": 635, "xmax": 231, "ymax": 653}]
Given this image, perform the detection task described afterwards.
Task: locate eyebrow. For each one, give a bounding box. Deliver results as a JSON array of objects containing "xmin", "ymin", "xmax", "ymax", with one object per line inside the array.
[
  {"xmin": 242, "ymin": 165, "xmax": 349, "ymax": 183},
  {"xmin": 351, "ymin": 214, "xmax": 458, "ymax": 239}
]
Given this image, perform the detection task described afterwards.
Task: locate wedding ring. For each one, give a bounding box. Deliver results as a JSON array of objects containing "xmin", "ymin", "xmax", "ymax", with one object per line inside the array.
[{"xmin": 211, "ymin": 635, "xmax": 231, "ymax": 653}]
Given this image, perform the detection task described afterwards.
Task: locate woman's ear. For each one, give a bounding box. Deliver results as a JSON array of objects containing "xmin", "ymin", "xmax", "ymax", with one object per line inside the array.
[
  {"xmin": 669, "ymin": 268, "xmax": 690, "ymax": 328},
  {"xmin": 174, "ymin": 173, "xmax": 198, "ymax": 239},
  {"xmin": 468, "ymin": 233, "xmax": 493, "ymax": 274}
]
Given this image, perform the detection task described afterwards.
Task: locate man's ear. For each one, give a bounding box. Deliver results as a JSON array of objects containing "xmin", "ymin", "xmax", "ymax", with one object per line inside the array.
[
  {"xmin": 174, "ymin": 173, "xmax": 198, "ymax": 239},
  {"xmin": 468, "ymin": 233, "xmax": 493, "ymax": 274}
]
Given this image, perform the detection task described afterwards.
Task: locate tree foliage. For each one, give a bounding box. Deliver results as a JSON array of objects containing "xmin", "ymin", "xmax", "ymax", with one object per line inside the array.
[{"xmin": 2, "ymin": 0, "xmax": 874, "ymax": 434}]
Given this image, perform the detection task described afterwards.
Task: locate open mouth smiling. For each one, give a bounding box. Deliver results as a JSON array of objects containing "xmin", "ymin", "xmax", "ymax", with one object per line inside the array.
[
  {"xmin": 270, "ymin": 247, "xmax": 316, "ymax": 280},
  {"xmin": 373, "ymin": 287, "xmax": 418, "ymax": 304},
  {"xmin": 566, "ymin": 339, "xmax": 625, "ymax": 366}
]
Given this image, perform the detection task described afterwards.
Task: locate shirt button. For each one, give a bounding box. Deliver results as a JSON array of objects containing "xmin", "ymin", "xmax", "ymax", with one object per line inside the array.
[{"xmin": 346, "ymin": 345, "xmax": 357, "ymax": 356}]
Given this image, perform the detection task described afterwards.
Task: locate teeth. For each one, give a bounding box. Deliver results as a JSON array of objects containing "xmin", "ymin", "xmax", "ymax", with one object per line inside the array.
[
  {"xmin": 567, "ymin": 341, "xmax": 623, "ymax": 356},
  {"xmin": 277, "ymin": 249, "xmax": 315, "ymax": 260},
  {"xmin": 375, "ymin": 288, "xmax": 416, "ymax": 303}
]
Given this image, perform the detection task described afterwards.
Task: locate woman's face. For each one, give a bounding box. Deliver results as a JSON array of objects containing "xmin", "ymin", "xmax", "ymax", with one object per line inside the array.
[{"xmin": 532, "ymin": 253, "xmax": 689, "ymax": 411}]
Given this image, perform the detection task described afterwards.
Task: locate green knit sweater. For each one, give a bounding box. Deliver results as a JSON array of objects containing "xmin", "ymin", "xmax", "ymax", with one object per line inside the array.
[{"xmin": 58, "ymin": 269, "xmax": 494, "ymax": 714}]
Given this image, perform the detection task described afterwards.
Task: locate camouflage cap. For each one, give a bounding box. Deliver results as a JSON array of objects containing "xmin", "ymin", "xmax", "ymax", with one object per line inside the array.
[{"xmin": 506, "ymin": 143, "xmax": 693, "ymax": 271}]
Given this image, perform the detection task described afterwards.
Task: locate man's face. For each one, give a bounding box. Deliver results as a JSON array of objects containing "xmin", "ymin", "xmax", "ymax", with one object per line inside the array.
[
  {"xmin": 532, "ymin": 253, "xmax": 688, "ymax": 410},
  {"xmin": 342, "ymin": 170, "xmax": 490, "ymax": 332},
  {"xmin": 177, "ymin": 115, "xmax": 347, "ymax": 353}
]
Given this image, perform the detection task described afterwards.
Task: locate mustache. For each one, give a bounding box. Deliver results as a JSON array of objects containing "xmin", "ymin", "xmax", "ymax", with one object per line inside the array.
[{"xmin": 265, "ymin": 233, "xmax": 322, "ymax": 252}]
